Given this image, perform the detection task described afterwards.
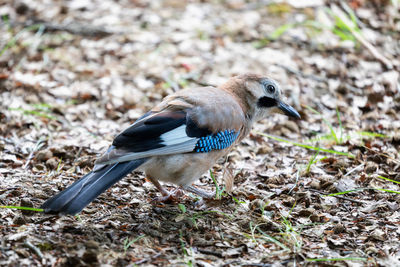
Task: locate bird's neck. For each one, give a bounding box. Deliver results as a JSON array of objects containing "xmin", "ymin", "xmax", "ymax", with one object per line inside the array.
[{"xmin": 219, "ymin": 79, "xmax": 256, "ymax": 122}]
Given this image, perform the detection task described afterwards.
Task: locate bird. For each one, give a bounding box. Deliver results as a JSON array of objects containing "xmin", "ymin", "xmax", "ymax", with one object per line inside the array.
[{"xmin": 41, "ymin": 73, "xmax": 300, "ymax": 215}]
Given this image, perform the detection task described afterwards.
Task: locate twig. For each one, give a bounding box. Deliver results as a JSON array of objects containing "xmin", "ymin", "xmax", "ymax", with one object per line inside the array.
[
  {"xmin": 24, "ymin": 137, "xmax": 45, "ymax": 169},
  {"xmin": 332, "ymin": 4, "xmax": 393, "ymax": 69},
  {"xmin": 288, "ymin": 169, "xmax": 300, "ymax": 194},
  {"xmin": 362, "ymin": 145, "xmax": 400, "ymax": 164},
  {"xmin": 74, "ymin": 147, "xmax": 83, "ymax": 161},
  {"xmin": 162, "ymin": 73, "xmax": 180, "ymax": 92},
  {"xmin": 350, "ymin": 28, "xmax": 393, "ymax": 69},
  {"xmin": 274, "ymin": 63, "xmax": 361, "ymax": 94},
  {"xmin": 273, "ymin": 63, "xmax": 326, "ymax": 83},
  {"xmin": 24, "ymin": 240, "xmax": 43, "ymax": 259},
  {"xmin": 186, "ymin": 77, "xmax": 216, "ymax": 87},
  {"xmin": 344, "ymin": 163, "xmax": 364, "ymax": 177},
  {"xmin": 196, "ymin": 248, "xmax": 224, "ymax": 258},
  {"xmin": 134, "ymin": 253, "xmax": 162, "ymax": 265},
  {"xmin": 9, "ymin": 19, "xmax": 113, "ymax": 37}
]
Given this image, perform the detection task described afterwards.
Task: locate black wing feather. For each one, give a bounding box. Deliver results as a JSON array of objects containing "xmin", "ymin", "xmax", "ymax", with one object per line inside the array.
[
  {"xmin": 185, "ymin": 116, "xmax": 212, "ymax": 138},
  {"xmin": 110, "ymin": 110, "xmax": 213, "ymax": 154},
  {"xmin": 112, "ymin": 111, "xmax": 187, "ymax": 151}
]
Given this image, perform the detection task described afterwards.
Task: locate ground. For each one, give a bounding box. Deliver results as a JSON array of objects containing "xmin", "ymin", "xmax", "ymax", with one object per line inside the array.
[{"xmin": 1, "ymin": 0, "xmax": 400, "ymax": 266}]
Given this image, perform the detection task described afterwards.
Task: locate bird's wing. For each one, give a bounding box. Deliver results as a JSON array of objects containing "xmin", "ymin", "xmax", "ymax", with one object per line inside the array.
[{"xmin": 94, "ymin": 87, "xmax": 245, "ymax": 167}]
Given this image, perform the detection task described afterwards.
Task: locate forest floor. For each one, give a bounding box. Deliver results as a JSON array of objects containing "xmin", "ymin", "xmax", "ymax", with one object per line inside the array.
[{"xmin": 1, "ymin": 0, "xmax": 400, "ymax": 266}]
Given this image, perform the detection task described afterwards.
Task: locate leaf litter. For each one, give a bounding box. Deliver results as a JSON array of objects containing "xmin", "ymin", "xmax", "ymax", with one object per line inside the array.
[{"xmin": 0, "ymin": 0, "xmax": 400, "ymax": 266}]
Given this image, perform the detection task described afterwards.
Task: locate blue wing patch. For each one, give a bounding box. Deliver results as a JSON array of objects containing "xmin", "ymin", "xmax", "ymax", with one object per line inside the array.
[{"xmin": 194, "ymin": 130, "xmax": 239, "ymax": 153}]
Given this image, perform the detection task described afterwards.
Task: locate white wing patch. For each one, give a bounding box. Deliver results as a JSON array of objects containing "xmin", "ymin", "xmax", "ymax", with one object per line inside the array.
[
  {"xmin": 160, "ymin": 125, "xmax": 194, "ymax": 146},
  {"xmin": 95, "ymin": 139, "xmax": 198, "ymax": 166}
]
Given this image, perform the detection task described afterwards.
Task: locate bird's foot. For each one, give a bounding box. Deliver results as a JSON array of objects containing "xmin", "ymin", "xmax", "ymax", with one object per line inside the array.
[
  {"xmin": 182, "ymin": 185, "xmax": 215, "ymax": 199},
  {"xmin": 151, "ymin": 188, "xmax": 184, "ymax": 203},
  {"xmin": 148, "ymin": 176, "xmax": 183, "ymax": 203}
]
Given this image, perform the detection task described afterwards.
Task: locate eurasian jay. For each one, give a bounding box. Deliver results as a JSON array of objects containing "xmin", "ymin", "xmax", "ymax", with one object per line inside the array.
[{"xmin": 41, "ymin": 73, "xmax": 300, "ymax": 215}]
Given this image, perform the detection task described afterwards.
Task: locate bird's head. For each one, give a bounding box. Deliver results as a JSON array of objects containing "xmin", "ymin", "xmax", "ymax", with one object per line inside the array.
[{"xmin": 223, "ymin": 74, "xmax": 300, "ymax": 121}]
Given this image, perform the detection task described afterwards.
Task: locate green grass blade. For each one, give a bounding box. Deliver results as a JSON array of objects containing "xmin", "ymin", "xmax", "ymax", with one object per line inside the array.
[
  {"xmin": 209, "ymin": 170, "xmax": 219, "ymax": 198},
  {"xmin": 302, "ymin": 20, "xmax": 325, "ymax": 31},
  {"xmin": 357, "ymin": 131, "xmax": 388, "ymax": 138},
  {"xmin": 209, "ymin": 169, "xmax": 224, "ymax": 199},
  {"xmin": 269, "ymin": 23, "xmax": 295, "ymax": 40},
  {"xmin": 336, "ymin": 107, "xmax": 343, "ymax": 143},
  {"xmin": 326, "ymin": 187, "xmax": 400, "ymax": 197},
  {"xmin": 256, "ymin": 132, "xmax": 354, "ymax": 158},
  {"xmin": 0, "ymin": 24, "xmax": 42, "ymax": 57},
  {"xmin": 325, "ymin": 188, "xmax": 365, "ymax": 196},
  {"xmin": 344, "ymin": 4, "xmax": 361, "ymax": 32},
  {"xmin": 377, "ymin": 175, "xmax": 400, "ymax": 185},
  {"xmin": 8, "ymin": 107, "xmax": 57, "ymax": 120},
  {"xmin": 374, "ymin": 188, "xmax": 400, "ymax": 194},
  {"xmin": 178, "ymin": 203, "xmax": 187, "ymax": 213},
  {"xmin": 304, "ymin": 105, "xmax": 339, "ymax": 144},
  {"xmin": 0, "ymin": 206, "xmax": 44, "ymax": 212},
  {"xmin": 257, "ymin": 227, "xmax": 290, "ymax": 251},
  {"xmin": 305, "ymin": 149, "xmax": 320, "ymax": 173}
]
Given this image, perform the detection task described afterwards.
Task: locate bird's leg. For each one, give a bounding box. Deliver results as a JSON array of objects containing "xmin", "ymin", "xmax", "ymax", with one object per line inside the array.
[
  {"xmin": 148, "ymin": 176, "xmax": 170, "ymax": 196},
  {"xmin": 182, "ymin": 185, "xmax": 215, "ymax": 199},
  {"xmin": 148, "ymin": 177, "xmax": 182, "ymax": 202}
]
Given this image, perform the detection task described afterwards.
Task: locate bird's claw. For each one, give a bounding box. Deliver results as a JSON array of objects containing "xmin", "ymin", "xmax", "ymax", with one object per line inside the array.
[{"xmin": 151, "ymin": 188, "xmax": 184, "ymax": 203}]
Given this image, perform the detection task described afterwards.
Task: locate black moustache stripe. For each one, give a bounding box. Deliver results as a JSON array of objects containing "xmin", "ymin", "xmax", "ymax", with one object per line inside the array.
[{"xmin": 257, "ymin": 97, "xmax": 277, "ymax": 108}]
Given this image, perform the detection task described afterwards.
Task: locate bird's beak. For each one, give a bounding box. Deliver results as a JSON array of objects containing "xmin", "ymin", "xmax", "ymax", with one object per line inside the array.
[{"xmin": 278, "ymin": 101, "xmax": 301, "ymax": 119}]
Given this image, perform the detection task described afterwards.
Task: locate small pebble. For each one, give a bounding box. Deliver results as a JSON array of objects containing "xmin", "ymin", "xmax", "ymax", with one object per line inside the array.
[
  {"xmin": 298, "ymin": 208, "xmax": 315, "ymax": 217},
  {"xmin": 85, "ymin": 240, "xmax": 99, "ymax": 249},
  {"xmin": 35, "ymin": 150, "xmax": 53, "ymax": 162},
  {"xmin": 309, "ymin": 179, "xmax": 321, "ymax": 190},
  {"xmin": 46, "ymin": 158, "xmax": 59, "ymax": 169},
  {"xmin": 333, "ymin": 224, "xmax": 345, "ymax": 234},
  {"xmin": 283, "ymin": 120, "xmax": 299, "ymax": 133}
]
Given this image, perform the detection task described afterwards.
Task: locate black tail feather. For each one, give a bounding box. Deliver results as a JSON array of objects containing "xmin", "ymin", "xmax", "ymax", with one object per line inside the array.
[{"xmin": 41, "ymin": 159, "xmax": 147, "ymax": 215}]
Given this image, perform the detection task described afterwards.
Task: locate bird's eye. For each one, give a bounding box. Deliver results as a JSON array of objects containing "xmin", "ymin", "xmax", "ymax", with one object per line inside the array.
[{"xmin": 267, "ymin": 84, "xmax": 275, "ymax": 94}]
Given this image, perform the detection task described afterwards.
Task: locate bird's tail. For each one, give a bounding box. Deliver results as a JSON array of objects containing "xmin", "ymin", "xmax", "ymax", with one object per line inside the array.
[{"xmin": 41, "ymin": 158, "xmax": 147, "ymax": 215}]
